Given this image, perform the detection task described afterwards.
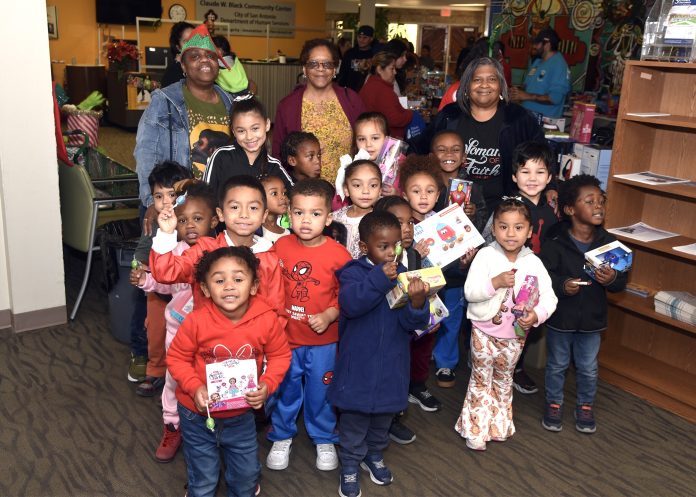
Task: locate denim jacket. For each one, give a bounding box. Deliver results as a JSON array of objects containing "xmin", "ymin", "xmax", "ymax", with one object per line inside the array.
[{"xmin": 134, "ymin": 80, "xmax": 234, "ymax": 206}]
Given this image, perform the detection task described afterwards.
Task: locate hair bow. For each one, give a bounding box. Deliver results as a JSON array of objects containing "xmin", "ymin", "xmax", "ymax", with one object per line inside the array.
[
  {"xmin": 335, "ymin": 148, "xmax": 371, "ymax": 201},
  {"xmin": 501, "ymin": 195, "xmax": 523, "ymax": 202}
]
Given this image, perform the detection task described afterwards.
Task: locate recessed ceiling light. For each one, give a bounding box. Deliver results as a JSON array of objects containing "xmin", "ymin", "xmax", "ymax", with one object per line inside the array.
[{"xmin": 375, "ymin": 3, "xmax": 388, "ymax": 5}]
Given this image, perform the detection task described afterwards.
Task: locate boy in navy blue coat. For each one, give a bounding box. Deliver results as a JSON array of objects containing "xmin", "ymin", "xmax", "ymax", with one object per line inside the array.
[{"xmin": 330, "ymin": 211, "xmax": 430, "ymax": 497}]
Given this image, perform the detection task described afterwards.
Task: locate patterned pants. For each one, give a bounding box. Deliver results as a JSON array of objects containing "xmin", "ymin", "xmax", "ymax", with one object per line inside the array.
[{"xmin": 455, "ymin": 327, "xmax": 524, "ymax": 447}]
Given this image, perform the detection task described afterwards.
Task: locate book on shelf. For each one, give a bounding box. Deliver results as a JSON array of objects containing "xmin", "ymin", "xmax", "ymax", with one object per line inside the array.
[
  {"xmin": 413, "ymin": 203, "xmax": 485, "ymax": 269},
  {"xmin": 584, "ymin": 240, "xmax": 633, "ymax": 279},
  {"xmin": 625, "ymin": 112, "xmax": 672, "ymax": 117},
  {"xmin": 607, "ymin": 222, "xmax": 679, "ymax": 242},
  {"xmin": 654, "ymin": 291, "xmax": 696, "ymax": 326},
  {"xmin": 625, "ymin": 282, "xmax": 654, "ymax": 298},
  {"xmin": 613, "ymin": 171, "xmax": 691, "ymax": 185},
  {"xmin": 673, "ymin": 242, "xmax": 696, "ymax": 256}
]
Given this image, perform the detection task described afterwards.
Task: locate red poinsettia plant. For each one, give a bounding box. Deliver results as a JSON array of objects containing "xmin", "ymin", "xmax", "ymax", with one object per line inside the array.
[{"xmin": 107, "ymin": 40, "xmax": 140, "ymax": 64}]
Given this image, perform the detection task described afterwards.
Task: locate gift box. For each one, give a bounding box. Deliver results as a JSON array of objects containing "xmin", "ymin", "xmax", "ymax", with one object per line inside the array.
[
  {"xmin": 414, "ymin": 294, "xmax": 449, "ymax": 338},
  {"xmin": 413, "ymin": 203, "xmax": 485, "ymax": 269},
  {"xmin": 569, "ymin": 102, "xmax": 596, "ymax": 144},
  {"xmin": 448, "ymin": 178, "xmax": 472, "ymax": 207},
  {"xmin": 512, "ymin": 275, "xmax": 540, "ymax": 337},
  {"xmin": 386, "ymin": 266, "xmax": 446, "ymax": 309},
  {"xmin": 64, "ymin": 109, "xmax": 102, "ymax": 148},
  {"xmin": 376, "ymin": 137, "xmax": 407, "ymax": 186},
  {"xmin": 584, "ymin": 240, "xmax": 633, "ymax": 279}
]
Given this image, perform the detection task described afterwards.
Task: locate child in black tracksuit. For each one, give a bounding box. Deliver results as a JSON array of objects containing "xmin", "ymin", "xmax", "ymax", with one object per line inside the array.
[{"xmin": 539, "ymin": 174, "xmax": 627, "ymax": 434}]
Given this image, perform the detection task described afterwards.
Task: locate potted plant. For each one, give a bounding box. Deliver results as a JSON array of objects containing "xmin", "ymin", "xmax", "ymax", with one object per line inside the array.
[{"xmin": 107, "ymin": 40, "xmax": 140, "ymax": 79}]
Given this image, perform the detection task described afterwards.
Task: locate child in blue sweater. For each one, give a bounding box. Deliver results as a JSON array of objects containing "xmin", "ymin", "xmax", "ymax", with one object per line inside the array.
[{"xmin": 330, "ymin": 211, "xmax": 430, "ymax": 497}]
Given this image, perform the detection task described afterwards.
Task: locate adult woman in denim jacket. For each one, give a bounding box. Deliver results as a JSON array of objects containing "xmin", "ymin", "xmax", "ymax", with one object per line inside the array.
[{"xmin": 134, "ymin": 25, "xmax": 234, "ymax": 227}]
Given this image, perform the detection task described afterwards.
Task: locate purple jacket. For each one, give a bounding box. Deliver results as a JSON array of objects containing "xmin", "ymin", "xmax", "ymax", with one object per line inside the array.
[{"xmin": 271, "ymin": 83, "xmax": 366, "ymax": 159}]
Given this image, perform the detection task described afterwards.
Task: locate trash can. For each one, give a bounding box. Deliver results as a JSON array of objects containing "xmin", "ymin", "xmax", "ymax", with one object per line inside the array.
[{"xmin": 107, "ymin": 241, "xmax": 138, "ymax": 344}]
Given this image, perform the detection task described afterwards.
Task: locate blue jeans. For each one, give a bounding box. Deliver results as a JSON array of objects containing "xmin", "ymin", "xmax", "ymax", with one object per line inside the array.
[
  {"xmin": 544, "ymin": 329, "xmax": 601, "ymax": 406},
  {"xmin": 129, "ymin": 204, "xmax": 149, "ymax": 357},
  {"xmin": 433, "ymin": 287, "xmax": 465, "ymax": 369},
  {"xmin": 178, "ymin": 404, "xmax": 260, "ymax": 497},
  {"xmin": 269, "ymin": 343, "xmax": 338, "ymax": 444}
]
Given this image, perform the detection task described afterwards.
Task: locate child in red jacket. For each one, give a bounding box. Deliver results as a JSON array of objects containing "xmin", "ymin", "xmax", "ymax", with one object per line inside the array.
[{"xmin": 167, "ymin": 246, "xmax": 291, "ymax": 497}]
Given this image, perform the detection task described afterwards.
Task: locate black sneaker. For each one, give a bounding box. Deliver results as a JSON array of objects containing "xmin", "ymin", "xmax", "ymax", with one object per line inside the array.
[
  {"xmin": 575, "ymin": 404, "xmax": 597, "ymax": 434},
  {"xmin": 408, "ymin": 387, "xmax": 442, "ymax": 412},
  {"xmin": 136, "ymin": 376, "xmax": 165, "ymax": 397},
  {"xmin": 435, "ymin": 368, "xmax": 455, "ymax": 388},
  {"xmin": 388, "ymin": 418, "xmax": 416, "ymax": 445},
  {"xmin": 513, "ymin": 368, "xmax": 539, "ymax": 394},
  {"xmin": 542, "ymin": 402, "xmax": 563, "ymax": 432}
]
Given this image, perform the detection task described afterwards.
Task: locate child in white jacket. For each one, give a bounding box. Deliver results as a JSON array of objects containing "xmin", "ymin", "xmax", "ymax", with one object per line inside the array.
[{"xmin": 455, "ymin": 197, "xmax": 557, "ymax": 451}]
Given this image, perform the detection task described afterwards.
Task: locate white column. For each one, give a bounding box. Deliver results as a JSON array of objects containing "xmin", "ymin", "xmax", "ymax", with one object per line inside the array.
[
  {"xmin": 359, "ymin": 0, "xmax": 376, "ymax": 29},
  {"xmin": 0, "ymin": 0, "xmax": 66, "ymax": 331}
]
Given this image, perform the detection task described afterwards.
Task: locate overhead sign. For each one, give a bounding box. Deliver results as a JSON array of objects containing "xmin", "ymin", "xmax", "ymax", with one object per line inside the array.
[{"xmin": 196, "ymin": 0, "xmax": 295, "ymax": 38}]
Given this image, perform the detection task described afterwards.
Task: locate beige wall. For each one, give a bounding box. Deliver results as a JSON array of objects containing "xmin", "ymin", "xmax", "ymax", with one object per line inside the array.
[{"xmin": 0, "ymin": 0, "xmax": 66, "ymax": 330}]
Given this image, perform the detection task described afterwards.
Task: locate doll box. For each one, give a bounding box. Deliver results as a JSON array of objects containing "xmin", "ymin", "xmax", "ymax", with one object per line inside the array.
[
  {"xmin": 387, "ymin": 266, "xmax": 446, "ymax": 309},
  {"xmin": 414, "ymin": 294, "xmax": 450, "ymax": 338}
]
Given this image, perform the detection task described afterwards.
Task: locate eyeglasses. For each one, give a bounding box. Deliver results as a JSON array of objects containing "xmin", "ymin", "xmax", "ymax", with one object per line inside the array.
[{"xmin": 306, "ymin": 60, "xmax": 335, "ymax": 70}]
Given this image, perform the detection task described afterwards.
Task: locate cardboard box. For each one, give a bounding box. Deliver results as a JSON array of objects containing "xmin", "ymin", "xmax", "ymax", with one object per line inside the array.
[
  {"xmin": 580, "ymin": 145, "xmax": 612, "ymax": 190},
  {"xmin": 584, "ymin": 240, "xmax": 633, "ymax": 279},
  {"xmin": 569, "ymin": 102, "xmax": 596, "ymax": 144},
  {"xmin": 386, "ymin": 266, "xmax": 446, "ymax": 309},
  {"xmin": 414, "ymin": 294, "xmax": 450, "ymax": 338},
  {"xmin": 413, "ymin": 203, "xmax": 485, "ymax": 269}
]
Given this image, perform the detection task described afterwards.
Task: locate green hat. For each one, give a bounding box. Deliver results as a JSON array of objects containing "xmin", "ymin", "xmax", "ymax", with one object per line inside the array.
[{"xmin": 180, "ymin": 24, "xmax": 229, "ymax": 69}]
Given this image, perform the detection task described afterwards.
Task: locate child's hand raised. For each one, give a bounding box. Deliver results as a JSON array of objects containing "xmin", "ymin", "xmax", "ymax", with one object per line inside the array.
[
  {"xmin": 382, "ymin": 261, "xmax": 398, "ymax": 281},
  {"xmin": 517, "ymin": 309, "xmax": 538, "ymax": 330},
  {"xmin": 464, "ymin": 202, "xmax": 476, "ymax": 218},
  {"xmin": 492, "ymin": 270, "xmax": 516, "ymax": 290},
  {"xmin": 593, "ymin": 265, "xmax": 616, "ymax": 286},
  {"xmin": 157, "ymin": 206, "xmax": 177, "ymax": 234},
  {"xmin": 459, "ymin": 248, "xmax": 478, "ymax": 268},
  {"xmin": 245, "ymin": 382, "xmax": 268, "ymax": 409},
  {"xmin": 407, "ymin": 277, "xmax": 429, "ymax": 309},
  {"xmin": 414, "ymin": 239, "xmax": 430, "ymax": 258},
  {"xmin": 193, "ymin": 385, "xmax": 210, "ymax": 412}
]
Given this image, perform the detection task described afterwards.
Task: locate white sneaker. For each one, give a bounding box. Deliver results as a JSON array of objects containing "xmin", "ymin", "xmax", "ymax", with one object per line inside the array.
[
  {"xmin": 266, "ymin": 438, "xmax": 292, "ymax": 470},
  {"xmin": 315, "ymin": 443, "xmax": 338, "ymax": 471}
]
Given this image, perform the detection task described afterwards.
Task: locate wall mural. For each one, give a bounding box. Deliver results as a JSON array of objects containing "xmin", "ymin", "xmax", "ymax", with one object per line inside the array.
[{"xmin": 491, "ymin": 0, "xmax": 652, "ymax": 96}]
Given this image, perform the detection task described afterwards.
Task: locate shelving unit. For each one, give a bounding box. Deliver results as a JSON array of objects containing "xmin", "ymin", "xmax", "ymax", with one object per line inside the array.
[{"xmin": 601, "ymin": 60, "xmax": 696, "ymax": 423}]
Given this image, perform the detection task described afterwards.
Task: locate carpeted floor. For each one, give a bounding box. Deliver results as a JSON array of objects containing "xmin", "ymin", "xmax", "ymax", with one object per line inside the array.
[
  {"xmin": 0, "ymin": 249, "xmax": 695, "ymax": 497},
  {"xmin": 100, "ymin": 125, "xmax": 137, "ymax": 172}
]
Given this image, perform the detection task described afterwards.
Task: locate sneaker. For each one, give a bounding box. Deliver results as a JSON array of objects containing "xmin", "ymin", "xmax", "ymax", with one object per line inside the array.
[
  {"xmin": 575, "ymin": 404, "xmax": 597, "ymax": 434},
  {"xmin": 542, "ymin": 402, "xmax": 563, "ymax": 432},
  {"xmin": 155, "ymin": 423, "xmax": 182, "ymax": 463},
  {"xmin": 465, "ymin": 438, "xmax": 487, "ymax": 451},
  {"xmin": 360, "ymin": 454, "xmax": 393, "ymax": 486},
  {"xmin": 388, "ymin": 418, "xmax": 416, "ymax": 445},
  {"xmin": 338, "ymin": 470, "xmax": 361, "ymax": 497},
  {"xmin": 513, "ymin": 368, "xmax": 539, "ymax": 394},
  {"xmin": 136, "ymin": 376, "xmax": 165, "ymax": 397},
  {"xmin": 316, "ymin": 443, "xmax": 339, "ymax": 471},
  {"xmin": 266, "ymin": 438, "xmax": 292, "ymax": 470},
  {"xmin": 408, "ymin": 387, "xmax": 442, "ymax": 412},
  {"xmin": 127, "ymin": 354, "xmax": 147, "ymax": 383},
  {"xmin": 436, "ymin": 368, "xmax": 456, "ymax": 388}
]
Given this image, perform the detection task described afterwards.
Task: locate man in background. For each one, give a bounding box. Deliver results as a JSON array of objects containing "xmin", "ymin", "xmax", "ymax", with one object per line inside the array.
[{"xmin": 338, "ymin": 25, "xmax": 376, "ymax": 92}]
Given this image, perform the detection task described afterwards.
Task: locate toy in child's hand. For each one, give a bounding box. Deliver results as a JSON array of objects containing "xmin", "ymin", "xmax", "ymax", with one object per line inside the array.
[
  {"xmin": 279, "ymin": 212, "xmax": 291, "ymax": 229},
  {"xmin": 131, "ymin": 258, "xmax": 139, "ymax": 270},
  {"xmin": 206, "ymin": 404, "xmax": 215, "ymax": 432}
]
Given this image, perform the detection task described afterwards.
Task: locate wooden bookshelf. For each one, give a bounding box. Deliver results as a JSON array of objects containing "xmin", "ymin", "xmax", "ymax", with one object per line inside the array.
[{"xmin": 602, "ymin": 61, "xmax": 696, "ymax": 423}]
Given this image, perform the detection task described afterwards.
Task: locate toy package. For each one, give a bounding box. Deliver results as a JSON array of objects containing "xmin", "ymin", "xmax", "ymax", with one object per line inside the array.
[
  {"xmin": 376, "ymin": 136, "xmax": 407, "ymax": 186},
  {"xmin": 413, "ymin": 203, "xmax": 485, "ymax": 269},
  {"xmin": 386, "ymin": 266, "xmax": 446, "ymax": 309},
  {"xmin": 448, "ymin": 178, "xmax": 472, "ymax": 207},
  {"xmin": 512, "ymin": 275, "xmax": 540, "ymax": 338},
  {"xmin": 584, "ymin": 240, "xmax": 633, "ymax": 279},
  {"xmin": 206, "ymin": 354, "xmax": 258, "ymax": 412},
  {"xmin": 414, "ymin": 294, "xmax": 450, "ymax": 338}
]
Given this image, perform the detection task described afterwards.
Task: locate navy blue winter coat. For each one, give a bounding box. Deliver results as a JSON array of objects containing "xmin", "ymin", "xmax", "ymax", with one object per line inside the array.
[{"xmin": 329, "ymin": 257, "xmax": 430, "ymax": 414}]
